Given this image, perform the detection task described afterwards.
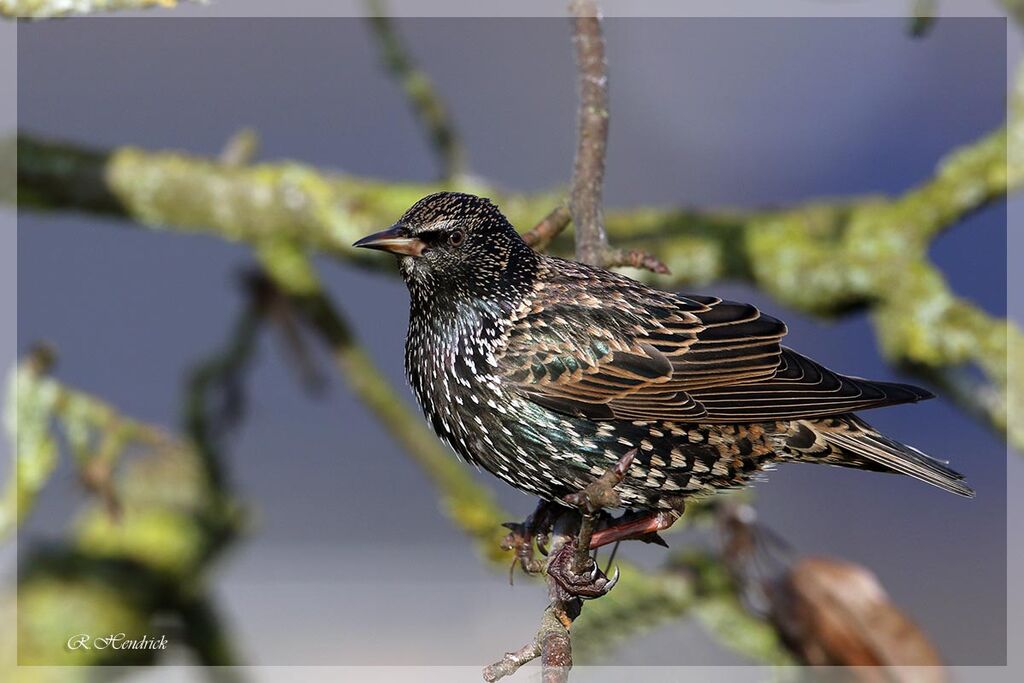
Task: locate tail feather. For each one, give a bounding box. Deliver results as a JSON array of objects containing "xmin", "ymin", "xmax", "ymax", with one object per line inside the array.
[{"xmin": 783, "ymin": 415, "xmax": 974, "ymax": 498}]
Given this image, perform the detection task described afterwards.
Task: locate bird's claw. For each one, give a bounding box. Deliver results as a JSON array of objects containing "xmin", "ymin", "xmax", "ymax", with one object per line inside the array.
[
  {"xmin": 535, "ymin": 531, "xmax": 550, "ymax": 556},
  {"xmin": 605, "ymin": 565, "xmax": 620, "ymax": 592},
  {"xmin": 547, "ymin": 538, "xmax": 621, "ymax": 600},
  {"xmin": 500, "ymin": 500, "xmax": 562, "ymax": 580}
]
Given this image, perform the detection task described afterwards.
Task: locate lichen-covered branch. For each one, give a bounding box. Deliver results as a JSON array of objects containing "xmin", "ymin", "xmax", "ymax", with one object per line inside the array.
[
  {"xmin": 5, "ymin": 341, "xmax": 247, "ymax": 667},
  {"xmin": 1, "ymin": 346, "xmax": 171, "ymax": 537},
  {"xmin": 366, "ymin": 0, "xmax": 467, "ymax": 181},
  {"xmin": 0, "ymin": 0, "xmax": 199, "ymax": 18},
  {"xmin": 11, "ymin": 123, "xmax": 1020, "ymax": 450}
]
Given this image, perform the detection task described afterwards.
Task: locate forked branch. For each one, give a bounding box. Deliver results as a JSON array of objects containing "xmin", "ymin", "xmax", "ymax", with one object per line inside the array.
[{"xmin": 567, "ymin": 0, "xmax": 667, "ymax": 274}]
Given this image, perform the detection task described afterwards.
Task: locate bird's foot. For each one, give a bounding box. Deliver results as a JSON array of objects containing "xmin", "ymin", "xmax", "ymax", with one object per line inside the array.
[
  {"xmin": 501, "ymin": 499, "xmax": 561, "ymax": 580},
  {"xmin": 546, "ymin": 536, "xmax": 620, "ymax": 600},
  {"xmin": 501, "ymin": 521, "xmax": 547, "ymax": 576},
  {"xmin": 563, "ymin": 448, "xmax": 637, "ymax": 513}
]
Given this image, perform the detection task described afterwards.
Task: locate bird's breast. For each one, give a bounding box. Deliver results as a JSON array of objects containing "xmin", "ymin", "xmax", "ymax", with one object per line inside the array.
[{"xmin": 404, "ymin": 307, "xmax": 511, "ymax": 461}]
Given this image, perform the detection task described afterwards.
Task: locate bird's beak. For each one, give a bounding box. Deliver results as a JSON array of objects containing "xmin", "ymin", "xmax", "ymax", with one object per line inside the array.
[{"xmin": 353, "ymin": 225, "xmax": 426, "ymax": 257}]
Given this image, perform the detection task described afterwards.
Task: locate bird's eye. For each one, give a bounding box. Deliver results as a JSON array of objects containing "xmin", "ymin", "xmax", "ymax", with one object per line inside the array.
[{"xmin": 448, "ymin": 229, "xmax": 466, "ymax": 247}]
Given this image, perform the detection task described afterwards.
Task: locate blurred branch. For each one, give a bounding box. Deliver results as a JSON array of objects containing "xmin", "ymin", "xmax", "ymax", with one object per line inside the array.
[
  {"xmin": 714, "ymin": 502, "xmax": 947, "ymax": 678},
  {"xmin": 0, "ymin": 0, "xmax": 200, "ymax": 18},
  {"xmin": 769, "ymin": 557, "xmax": 945, "ymax": 674},
  {"xmin": 3, "ymin": 260, "xmax": 267, "ymax": 670},
  {"xmin": 252, "ymin": 240, "xmax": 514, "ymax": 564},
  {"xmin": 11, "ymin": 95, "xmax": 1020, "ymax": 452},
  {"xmin": 1, "ymin": 345, "xmax": 170, "ymax": 537},
  {"xmin": 908, "ymin": 0, "xmax": 937, "ymax": 37},
  {"xmin": 1003, "ymin": 0, "xmax": 1024, "ymax": 26},
  {"xmin": 366, "ymin": 0, "xmax": 467, "ymax": 181},
  {"xmin": 5, "ymin": 338, "xmax": 247, "ymax": 667},
  {"xmin": 12, "ymin": 126, "xmax": 1008, "ymax": 290},
  {"xmin": 219, "ymin": 127, "xmax": 260, "ymax": 167},
  {"xmin": 182, "ymin": 286, "xmax": 264, "ymax": 494}
]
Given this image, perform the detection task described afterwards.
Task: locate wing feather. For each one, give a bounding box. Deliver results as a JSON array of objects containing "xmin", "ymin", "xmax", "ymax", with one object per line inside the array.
[{"xmin": 499, "ymin": 264, "xmax": 930, "ymax": 423}]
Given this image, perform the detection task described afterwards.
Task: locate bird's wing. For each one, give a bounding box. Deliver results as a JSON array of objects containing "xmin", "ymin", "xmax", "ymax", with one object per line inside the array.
[{"xmin": 498, "ymin": 272, "xmax": 930, "ymax": 422}]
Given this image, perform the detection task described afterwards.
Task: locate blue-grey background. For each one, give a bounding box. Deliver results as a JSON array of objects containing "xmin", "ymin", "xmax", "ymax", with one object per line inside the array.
[{"xmin": 16, "ymin": 17, "xmax": 1007, "ymax": 665}]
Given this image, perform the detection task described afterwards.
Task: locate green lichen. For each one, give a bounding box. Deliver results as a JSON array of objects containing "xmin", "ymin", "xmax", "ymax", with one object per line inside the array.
[
  {"xmin": 14, "ymin": 118, "xmax": 1020, "ymax": 452},
  {"xmin": 0, "ymin": 0, "xmax": 198, "ymax": 19},
  {"xmin": 74, "ymin": 506, "xmax": 207, "ymax": 579},
  {"xmin": 17, "ymin": 573, "xmax": 151, "ymax": 666}
]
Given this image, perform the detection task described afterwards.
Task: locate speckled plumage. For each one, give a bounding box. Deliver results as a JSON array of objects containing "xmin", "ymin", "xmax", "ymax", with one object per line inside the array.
[{"xmin": 358, "ymin": 192, "xmax": 973, "ymax": 510}]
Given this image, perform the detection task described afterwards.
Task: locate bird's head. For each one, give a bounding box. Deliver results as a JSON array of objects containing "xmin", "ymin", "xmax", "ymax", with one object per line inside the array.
[{"xmin": 354, "ymin": 192, "xmax": 536, "ymax": 306}]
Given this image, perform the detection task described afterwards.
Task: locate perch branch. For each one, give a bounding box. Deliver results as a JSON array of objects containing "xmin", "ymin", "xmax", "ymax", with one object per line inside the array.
[
  {"xmin": 484, "ymin": 603, "xmax": 576, "ymax": 683},
  {"xmin": 563, "ymin": 448, "xmax": 636, "ymax": 572}
]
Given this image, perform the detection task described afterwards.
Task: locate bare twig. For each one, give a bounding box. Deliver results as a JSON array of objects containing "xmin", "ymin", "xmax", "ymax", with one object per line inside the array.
[
  {"xmin": 564, "ymin": 448, "xmax": 636, "ymax": 572},
  {"xmin": 483, "ymin": 604, "xmax": 574, "ymax": 683},
  {"xmin": 522, "ymin": 204, "xmax": 572, "ymax": 250},
  {"xmin": 486, "ymin": 451, "xmax": 635, "ymax": 680},
  {"xmin": 219, "ymin": 127, "xmax": 260, "ymax": 167},
  {"xmin": 602, "ymin": 247, "xmax": 670, "ymax": 274},
  {"xmin": 566, "ymin": 0, "xmax": 667, "ymax": 276},
  {"xmin": 568, "ymin": 0, "xmax": 610, "ymax": 266},
  {"xmin": 483, "ymin": 639, "xmax": 541, "ymax": 682},
  {"xmin": 366, "ymin": 0, "xmax": 467, "ymax": 181}
]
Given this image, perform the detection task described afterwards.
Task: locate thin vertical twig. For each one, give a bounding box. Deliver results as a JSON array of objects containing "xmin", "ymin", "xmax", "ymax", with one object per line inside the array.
[
  {"xmin": 566, "ymin": 0, "xmax": 668, "ymax": 274},
  {"xmin": 568, "ymin": 0, "xmax": 610, "ymax": 266}
]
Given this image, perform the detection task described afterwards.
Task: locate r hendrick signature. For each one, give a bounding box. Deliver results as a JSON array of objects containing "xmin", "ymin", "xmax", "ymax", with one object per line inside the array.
[{"xmin": 66, "ymin": 633, "xmax": 168, "ymax": 651}]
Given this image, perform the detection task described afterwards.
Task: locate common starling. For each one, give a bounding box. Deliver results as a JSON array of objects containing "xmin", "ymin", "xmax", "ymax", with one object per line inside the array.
[{"xmin": 354, "ymin": 192, "xmax": 972, "ymax": 559}]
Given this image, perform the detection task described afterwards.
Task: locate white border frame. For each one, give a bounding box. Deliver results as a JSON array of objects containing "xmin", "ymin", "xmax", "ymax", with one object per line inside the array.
[{"xmin": 2, "ymin": 2, "xmax": 1017, "ymax": 681}]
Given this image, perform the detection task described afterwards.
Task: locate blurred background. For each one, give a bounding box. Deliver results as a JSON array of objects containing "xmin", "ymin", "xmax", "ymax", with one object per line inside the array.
[{"xmin": 6, "ymin": 10, "xmax": 1010, "ymax": 674}]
